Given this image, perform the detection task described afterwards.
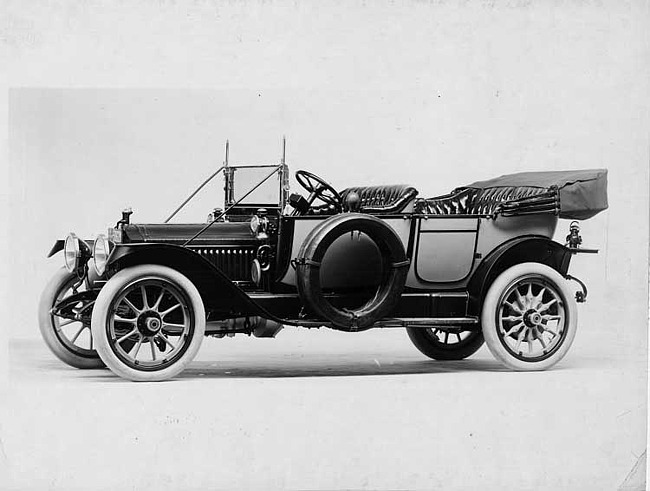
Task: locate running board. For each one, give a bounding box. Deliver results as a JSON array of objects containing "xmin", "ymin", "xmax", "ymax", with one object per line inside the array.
[
  {"xmin": 281, "ymin": 317, "xmax": 480, "ymax": 329},
  {"xmin": 248, "ymin": 292, "xmax": 471, "ymax": 321},
  {"xmin": 374, "ymin": 317, "xmax": 479, "ymax": 328}
]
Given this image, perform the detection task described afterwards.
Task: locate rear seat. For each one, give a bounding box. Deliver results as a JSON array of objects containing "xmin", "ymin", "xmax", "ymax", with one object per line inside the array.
[{"xmin": 415, "ymin": 186, "xmax": 549, "ymax": 215}]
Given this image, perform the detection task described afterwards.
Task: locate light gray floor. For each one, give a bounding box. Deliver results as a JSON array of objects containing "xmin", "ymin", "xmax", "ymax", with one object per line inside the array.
[{"xmin": 2, "ymin": 324, "xmax": 647, "ymax": 491}]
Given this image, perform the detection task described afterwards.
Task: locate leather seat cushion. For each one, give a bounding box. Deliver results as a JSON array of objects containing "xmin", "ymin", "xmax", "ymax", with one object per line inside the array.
[{"xmin": 340, "ymin": 185, "xmax": 419, "ymax": 213}]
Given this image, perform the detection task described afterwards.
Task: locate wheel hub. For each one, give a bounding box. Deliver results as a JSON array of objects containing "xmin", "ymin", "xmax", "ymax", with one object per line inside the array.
[
  {"xmin": 137, "ymin": 311, "xmax": 163, "ymax": 336},
  {"xmin": 523, "ymin": 309, "xmax": 542, "ymax": 327}
]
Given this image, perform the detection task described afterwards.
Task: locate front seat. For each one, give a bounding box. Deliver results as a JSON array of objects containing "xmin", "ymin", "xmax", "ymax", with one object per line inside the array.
[{"xmin": 339, "ymin": 185, "xmax": 418, "ymax": 214}]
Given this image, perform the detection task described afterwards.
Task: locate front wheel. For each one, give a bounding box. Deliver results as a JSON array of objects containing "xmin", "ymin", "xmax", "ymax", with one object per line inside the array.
[
  {"xmin": 38, "ymin": 267, "xmax": 104, "ymax": 369},
  {"xmin": 91, "ymin": 265, "xmax": 205, "ymax": 381},
  {"xmin": 481, "ymin": 262, "xmax": 578, "ymax": 371}
]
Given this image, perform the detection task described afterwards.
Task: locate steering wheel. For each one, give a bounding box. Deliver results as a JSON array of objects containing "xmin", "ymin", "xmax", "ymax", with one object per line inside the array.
[{"xmin": 295, "ymin": 170, "xmax": 343, "ymax": 211}]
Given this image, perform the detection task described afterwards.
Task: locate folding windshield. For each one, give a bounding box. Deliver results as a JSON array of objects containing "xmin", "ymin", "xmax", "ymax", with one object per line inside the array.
[{"xmin": 224, "ymin": 164, "xmax": 289, "ymax": 209}]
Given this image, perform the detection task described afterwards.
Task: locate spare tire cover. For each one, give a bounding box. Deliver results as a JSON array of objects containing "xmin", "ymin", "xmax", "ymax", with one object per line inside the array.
[{"xmin": 295, "ymin": 213, "xmax": 409, "ymax": 330}]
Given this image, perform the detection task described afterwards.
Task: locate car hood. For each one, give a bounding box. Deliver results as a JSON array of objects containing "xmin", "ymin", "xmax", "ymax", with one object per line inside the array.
[{"xmin": 122, "ymin": 222, "xmax": 257, "ymax": 246}]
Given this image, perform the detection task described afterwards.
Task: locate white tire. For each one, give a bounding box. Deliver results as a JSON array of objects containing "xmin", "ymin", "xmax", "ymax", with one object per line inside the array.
[
  {"xmin": 481, "ymin": 262, "xmax": 578, "ymax": 371},
  {"xmin": 91, "ymin": 264, "xmax": 205, "ymax": 381},
  {"xmin": 38, "ymin": 267, "xmax": 104, "ymax": 369}
]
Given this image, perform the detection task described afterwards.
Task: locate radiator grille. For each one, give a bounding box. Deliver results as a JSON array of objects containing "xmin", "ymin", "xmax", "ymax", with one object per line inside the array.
[{"xmin": 190, "ymin": 247, "xmax": 255, "ymax": 282}]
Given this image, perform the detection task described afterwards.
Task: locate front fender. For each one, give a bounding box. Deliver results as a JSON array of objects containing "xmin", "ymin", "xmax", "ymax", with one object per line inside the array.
[
  {"xmin": 47, "ymin": 239, "xmax": 94, "ymax": 258},
  {"xmin": 467, "ymin": 235, "xmax": 573, "ymax": 316},
  {"xmin": 106, "ymin": 243, "xmax": 274, "ymax": 320},
  {"xmin": 47, "ymin": 240, "xmax": 65, "ymax": 258}
]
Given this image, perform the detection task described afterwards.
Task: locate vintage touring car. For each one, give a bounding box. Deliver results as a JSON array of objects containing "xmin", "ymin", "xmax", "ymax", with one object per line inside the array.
[{"xmin": 39, "ymin": 142, "xmax": 608, "ymax": 381}]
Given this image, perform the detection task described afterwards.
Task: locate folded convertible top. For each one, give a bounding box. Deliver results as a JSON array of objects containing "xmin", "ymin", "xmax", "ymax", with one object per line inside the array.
[{"xmin": 463, "ymin": 169, "xmax": 608, "ymax": 220}]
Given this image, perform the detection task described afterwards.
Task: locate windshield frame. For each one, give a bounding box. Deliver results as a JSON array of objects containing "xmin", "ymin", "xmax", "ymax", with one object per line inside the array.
[{"xmin": 224, "ymin": 163, "xmax": 290, "ymax": 211}]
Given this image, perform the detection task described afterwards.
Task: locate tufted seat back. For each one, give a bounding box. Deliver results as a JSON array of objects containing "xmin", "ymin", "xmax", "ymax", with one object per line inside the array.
[
  {"xmin": 340, "ymin": 185, "xmax": 419, "ymax": 214},
  {"xmin": 469, "ymin": 186, "xmax": 549, "ymax": 215},
  {"xmin": 414, "ymin": 188, "xmax": 478, "ymax": 215},
  {"xmin": 415, "ymin": 186, "xmax": 550, "ymax": 215}
]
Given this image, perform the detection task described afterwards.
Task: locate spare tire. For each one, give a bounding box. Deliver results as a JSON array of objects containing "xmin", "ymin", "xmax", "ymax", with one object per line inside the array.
[{"xmin": 295, "ymin": 213, "xmax": 409, "ymax": 330}]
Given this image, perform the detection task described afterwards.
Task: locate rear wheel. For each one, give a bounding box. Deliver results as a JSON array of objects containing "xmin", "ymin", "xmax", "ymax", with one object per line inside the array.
[
  {"xmin": 481, "ymin": 262, "xmax": 578, "ymax": 371},
  {"xmin": 91, "ymin": 265, "xmax": 205, "ymax": 381},
  {"xmin": 407, "ymin": 327, "xmax": 484, "ymax": 360}
]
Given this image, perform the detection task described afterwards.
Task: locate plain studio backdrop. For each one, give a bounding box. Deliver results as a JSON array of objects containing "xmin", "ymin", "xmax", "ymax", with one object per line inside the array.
[{"xmin": 1, "ymin": 1, "xmax": 649, "ymax": 490}]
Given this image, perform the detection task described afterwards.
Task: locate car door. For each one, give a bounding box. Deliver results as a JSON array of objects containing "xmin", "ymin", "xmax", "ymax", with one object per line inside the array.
[{"xmin": 414, "ymin": 217, "xmax": 479, "ymax": 283}]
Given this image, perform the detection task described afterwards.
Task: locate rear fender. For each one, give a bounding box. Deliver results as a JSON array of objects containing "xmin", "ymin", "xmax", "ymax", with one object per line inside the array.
[
  {"xmin": 467, "ymin": 235, "xmax": 572, "ymax": 316},
  {"xmin": 106, "ymin": 243, "xmax": 272, "ymax": 320}
]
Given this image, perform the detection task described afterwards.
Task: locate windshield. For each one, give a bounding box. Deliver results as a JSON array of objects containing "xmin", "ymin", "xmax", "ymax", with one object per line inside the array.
[{"xmin": 228, "ymin": 165, "xmax": 284, "ymax": 206}]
